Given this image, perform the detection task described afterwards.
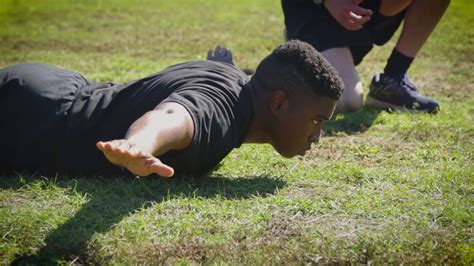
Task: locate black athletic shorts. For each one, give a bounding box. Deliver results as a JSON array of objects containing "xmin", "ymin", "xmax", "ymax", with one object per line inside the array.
[
  {"xmin": 0, "ymin": 64, "xmax": 91, "ymax": 174},
  {"xmin": 282, "ymin": 0, "xmax": 406, "ymax": 65}
]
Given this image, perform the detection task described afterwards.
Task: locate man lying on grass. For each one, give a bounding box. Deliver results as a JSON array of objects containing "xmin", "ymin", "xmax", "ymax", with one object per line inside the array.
[{"xmin": 0, "ymin": 40, "xmax": 343, "ymax": 178}]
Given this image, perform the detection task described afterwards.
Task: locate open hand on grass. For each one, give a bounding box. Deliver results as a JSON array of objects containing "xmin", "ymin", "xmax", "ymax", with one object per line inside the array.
[{"xmin": 96, "ymin": 140, "xmax": 175, "ymax": 177}]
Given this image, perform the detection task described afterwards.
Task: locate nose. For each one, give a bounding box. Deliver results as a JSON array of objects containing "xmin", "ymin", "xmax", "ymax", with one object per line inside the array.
[{"xmin": 309, "ymin": 129, "xmax": 322, "ymax": 144}]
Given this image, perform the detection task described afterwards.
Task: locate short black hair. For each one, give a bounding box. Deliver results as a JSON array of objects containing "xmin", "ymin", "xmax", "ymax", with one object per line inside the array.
[{"xmin": 252, "ymin": 40, "xmax": 343, "ymax": 100}]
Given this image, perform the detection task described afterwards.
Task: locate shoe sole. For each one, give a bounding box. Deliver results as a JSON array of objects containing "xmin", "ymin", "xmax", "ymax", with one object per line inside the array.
[{"xmin": 366, "ymin": 96, "xmax": 438, "ymax": 114}]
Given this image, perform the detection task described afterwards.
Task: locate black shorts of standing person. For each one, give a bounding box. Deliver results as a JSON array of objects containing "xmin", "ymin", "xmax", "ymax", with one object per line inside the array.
[
  {"xmin": 282, "ymin": 0, "xmax": 450, "ymax": 113},
  {"xmin": 0, "ymin": 40, "xmax": 343, "ymax": 178}
]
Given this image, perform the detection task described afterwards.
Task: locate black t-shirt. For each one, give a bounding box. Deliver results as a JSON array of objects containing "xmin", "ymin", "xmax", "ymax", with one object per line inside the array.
[{"xmin": 61, "ymin": 60, "xmax": 254, "ymax": 176}]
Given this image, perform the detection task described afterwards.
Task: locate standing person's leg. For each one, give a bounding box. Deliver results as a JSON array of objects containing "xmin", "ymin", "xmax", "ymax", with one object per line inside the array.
[
  {"xmin": 281, "ymin": 0, "xmax": 374, "ymax": 113},
  {"xmin": 393, "ymin": 0, "xmax": 450, "ymax": 58},
  {"xmin": 367, "ymin": 0, "xmax": 450, "ymax": 113},
  {"xmin": 322, "ymin": 48, "xmax": 364, "ymax": 113}
]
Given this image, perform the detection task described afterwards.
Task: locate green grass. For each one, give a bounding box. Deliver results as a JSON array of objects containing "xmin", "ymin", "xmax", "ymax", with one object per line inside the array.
[{"xmin": 1, "ymin": 0, "xmax": 473, "ymax": 264}]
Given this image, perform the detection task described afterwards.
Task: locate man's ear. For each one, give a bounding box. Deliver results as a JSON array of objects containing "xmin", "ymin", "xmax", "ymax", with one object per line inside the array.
[{"xmin": 269, "ymin": 90, "xmax": 289, "ymax": 115}]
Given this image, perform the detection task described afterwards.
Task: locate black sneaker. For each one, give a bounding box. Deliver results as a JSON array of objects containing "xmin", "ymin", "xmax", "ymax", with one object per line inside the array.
[{"xmin": 366, "ymin": 73, "xmax": 440, "ymax": 113}]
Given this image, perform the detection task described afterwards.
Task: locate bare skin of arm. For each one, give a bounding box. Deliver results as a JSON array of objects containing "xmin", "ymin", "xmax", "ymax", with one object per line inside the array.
[{"xmin": 96, "ymin": 102, "xmax": 194, "ymax": 177}]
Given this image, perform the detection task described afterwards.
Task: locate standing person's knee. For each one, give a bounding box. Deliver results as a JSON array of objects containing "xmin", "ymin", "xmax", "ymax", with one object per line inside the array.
[
  {"xmin": 336, "ymin": 81, "xmax": 364, "ymax": 113},
  {"xmin": 379, "ymin": 0, "xmax": 412, "ymax": 16},
  {"xmin": 438, "ymin": 0, "xmax": 451, "ymax": 8},
  {"xmin": 321, "ymin": 48, "xmax": 363, "ymax": 113}
]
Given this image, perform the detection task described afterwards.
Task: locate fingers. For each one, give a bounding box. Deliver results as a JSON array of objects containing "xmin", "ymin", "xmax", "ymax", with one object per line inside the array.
[
  {"xmin": 215, "ymin": 45, "xmax": 225, "ymax": 57},
  {"xmin": 146, "ymin": 157, "xmax": 175, "ymax": 177},
  {"xmin": 97, "ymin": 140, "xmax": 174, "ymax": 178},
  {"xmin": 208, "ymin": 45, "xmax": 227, "ymax": 58},
  {"xmin": 326, "ymin": 0, "xmax": 373, "ymax": 31},
  {"xmin": 348, "ymin": 5, "xmax": 372, "ymax": 26},
  {"xmin": 97, "ymin": 140, "xmax": 142, "ymax": 156},
  {"xmin": 339, "ymin": 7, "xmax": 372, "ymax": 30},
  {"xmin": 351, "ymin": 4, "xmax": 373, "ymax": 17},
  {"xmin": 207, "ymin": 45, "xmax": 224, "ymax": 59},
  {"xmin": 96, "ymin": 141, "xmax": 106, "ymax": 151},
  {"xmin": 97, "ymin": 140, "xmax": 120, "ymax": 156},
  {"xmin": 214, "ymin": 45, "xmax": 232, "ymax": 57},
  {"xmin": 206, "ymin": 44, "xmax": 234, "ymax": 65},
  {"xmin": 342, "ymin": 15, "xmax": 369, "ymax": 30}
]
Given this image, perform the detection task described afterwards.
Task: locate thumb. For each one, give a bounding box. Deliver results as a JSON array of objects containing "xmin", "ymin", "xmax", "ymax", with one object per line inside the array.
[
  {"xmin": 146, "ymin": 158, "xmax": 175, "ymax": 177},
  {"xmin": 351, "ymin": 4, "xmax": 373, "ymax": 16}
]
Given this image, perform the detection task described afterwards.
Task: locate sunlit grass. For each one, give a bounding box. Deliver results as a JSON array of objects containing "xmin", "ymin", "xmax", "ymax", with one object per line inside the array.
[{"xmin": 0, "ymin": 0, "xmax": 473, "ymax": 264}]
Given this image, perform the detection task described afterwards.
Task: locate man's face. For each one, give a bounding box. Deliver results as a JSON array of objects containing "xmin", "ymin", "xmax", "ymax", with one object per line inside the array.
[{"xmin": 269, "ymin": 91, "xmax": 336, "ymax": 158}]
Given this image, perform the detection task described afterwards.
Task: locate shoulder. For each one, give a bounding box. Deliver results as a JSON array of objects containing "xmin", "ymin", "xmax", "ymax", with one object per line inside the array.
[{"xmin": 167, "ymin": 60, "xmax": 247, "ymax": 80}]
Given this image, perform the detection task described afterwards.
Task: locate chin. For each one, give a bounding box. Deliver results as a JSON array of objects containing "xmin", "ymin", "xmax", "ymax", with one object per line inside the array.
[
  {"xmin": 286, "ymin": 148, "xmax": 309, "ymax": 158},
  {"xmin": 278, "ymin": 150, "xmax": 299, "ymax": 158},
  {"xmin": 273, "ymin": 144, "xmax": 300, "ymax": 158}
]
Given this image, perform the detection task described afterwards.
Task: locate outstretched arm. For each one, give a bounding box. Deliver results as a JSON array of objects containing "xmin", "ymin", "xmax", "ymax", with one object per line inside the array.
[{"xmin": 96, "ymin": 102, "xmax": 194, "ymax": 177}]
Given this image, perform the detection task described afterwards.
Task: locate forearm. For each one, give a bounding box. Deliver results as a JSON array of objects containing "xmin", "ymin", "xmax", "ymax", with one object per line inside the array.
[{"xmin": 125, "ymin": 102, "xmax": 194, "ymax": 156}]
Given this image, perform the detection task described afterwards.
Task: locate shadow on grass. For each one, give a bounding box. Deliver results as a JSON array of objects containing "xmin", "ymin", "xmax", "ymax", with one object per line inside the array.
[
  {"xmin": 7, "ymin": 173, "xmax": 285, "ymax": 264},
  {"xmin": 324, "ymin": 107, "xmax": 382, "ymax": 135}
]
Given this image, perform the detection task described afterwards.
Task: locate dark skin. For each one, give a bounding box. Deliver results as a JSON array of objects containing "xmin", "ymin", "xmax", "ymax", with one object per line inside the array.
[
  {"xmin": 246, "ymin": 88, "xmax": 336, "ymax": 158},
  {"xmin": 97, "ymin": 47, "xmax": 337, "ymax": 177}
]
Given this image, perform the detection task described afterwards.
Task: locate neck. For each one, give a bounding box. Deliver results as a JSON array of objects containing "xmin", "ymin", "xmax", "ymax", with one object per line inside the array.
[
  {"xmin": 243, "ymin": 77, "xmax": 271, "ymax": 144},
  {"xmin": 244, "ymin": 108, "xmax": 269, "ymax": 144}
]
